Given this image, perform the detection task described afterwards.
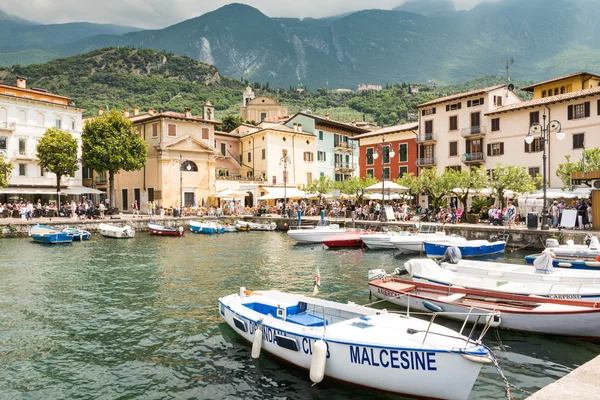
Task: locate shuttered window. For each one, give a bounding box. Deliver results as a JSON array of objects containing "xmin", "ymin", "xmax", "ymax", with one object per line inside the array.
[
  {"xmin": 568, "ymin": 102, "xmax": 590, "ymax": 120},
  {"xmin": 491, "ymin": 118, "xmax": 500, "ymax": 132},
  {"xmin": 449, "ymin": 116, "xmax": 458, "ymax": 131},
  {"xmin": 487, "ymin": 142, "xmax": 504, "ymax": 156},
  {"xmin": 573, "ymin": 133, "xmax": 585, "ymax": 149},
  {"xmin": 152, "ymin": 123, "xmax": 158, "ymax": 137},
  {"xmin": 524, "ymin": 137, "xmax": 542, "ymax": 153},
  {"xmin": 449, "ymin": 141, "xmax": 458, "ymax": 156},
  {"xmin": 529, "ymin": 111, "xmax": 539, "ymax": 125},
  {"xmin": 167, "ymin": 124, "xmax": 176, "ymax": 137},
  {"xmin": 303, "ymin": 152, "xmax": 314, "ymax": 161},
  {"xmin": 425, "ymin": 120, "xmax": 433, "ymax": 134},
  {"xmin": 202, "ymin": 128, "xmax": 209, "ymax": 139}
]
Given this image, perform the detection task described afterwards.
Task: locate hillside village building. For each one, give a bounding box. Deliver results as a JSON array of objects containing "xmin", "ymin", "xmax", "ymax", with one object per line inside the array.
[
  {"xmin": 353, "ymin": 123, "xmax": 418, "ymax": 181},
  {"xmin": 0, "ymin": 77, "xmax": 85, "ymax": 204},
  {"xmin": 107, "ymin": 102, "xmax": 219, "ymax": 212},
  {"xmin": 284, "ymin": 112, "xmax": 369, "ymax": 182},
  {"xmin": 240, "ymin": 87, "xmax": 288, "ymax": 122}
]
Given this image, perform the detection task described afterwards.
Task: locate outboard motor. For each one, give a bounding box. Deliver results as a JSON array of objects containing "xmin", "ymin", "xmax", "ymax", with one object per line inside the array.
[
  {"xmin": 437, "ymin": 246, "xmax": 462, "ymax": 265},
  {"xmin": 545, "ymin": 238, "xmax": 560, "ymax": 248},
  {"xmin": 368, "ymin": 269, "xmax": 388, "ymax": 281}
]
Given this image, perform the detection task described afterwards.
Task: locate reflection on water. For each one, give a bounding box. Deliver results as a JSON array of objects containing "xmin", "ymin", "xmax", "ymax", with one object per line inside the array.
[{"xmin": 0, "ymin": 233, "xmax": 598, "ymax": 399}]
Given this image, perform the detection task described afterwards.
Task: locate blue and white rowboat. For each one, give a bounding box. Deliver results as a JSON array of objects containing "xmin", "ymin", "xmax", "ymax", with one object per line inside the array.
[
  {"xmin": 63, "ymin": 227, "xmax": 91, "ymax": 241},
  {"xmin": 424, "ymin": 239, "xmax": 506, "ymax": 258},
  {"xmin": 219, "ymin": 288, "xmax": 494, "ymax": 400},
  {"xmin": 190, "ymin": 221, "xmax": 224, "ymax": 234},
  {"xmin": 525, "ymin": 254, "xmax": 600, "ymax": 270},
  {"xmin": 30, "ymin": 224, "xmax": 74, "ymax": 244}
]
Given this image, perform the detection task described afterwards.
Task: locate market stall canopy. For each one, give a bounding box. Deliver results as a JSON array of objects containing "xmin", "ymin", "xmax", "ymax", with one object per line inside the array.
[
  {"xmin": 209, "ymin": 189, "xmax": 249, "ymax": 198},
  {"xmin": 0, "ymin": 187, "xmax": 57, "ymax": 195},
  {"xmin": 365, "ymin": 193, "xmax": 402, "ymax": 200},
  {"xmin": 61, "ymin": 187, "xmax": 105, "ymax": 195},
  {"xmin": 365, "ymin": 181, "xmax": 409, "ymax": 192},
  {"xmin": 257, "ymin": 187, "xmax": 306, "ymax": 200}
]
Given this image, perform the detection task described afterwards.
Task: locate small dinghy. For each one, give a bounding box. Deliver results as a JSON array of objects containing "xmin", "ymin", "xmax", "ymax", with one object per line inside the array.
[
  {"xmin": 235, "ymin": 221, "xmax": 277, "ymax": 231},
  {"xmin": 368, "ymin": 275, "xmax": 600, "ymax": 340},
  {"xmin": 98, "ymin": 223, "xmax": 135, "ymax": 239},
  {"xmin": 404, "ymin": 252, "xmax": 600, "ymax": 301},
  {"xmin": 360, "ymin": 230, "xmax": 411, "ymax": 250},
  {"xmin": 29, "ymin": 224, "xmax": 73, "ymax": 244},
  {"xmin": 62, "ymin": 227, "xmax": 91, "ymax": 241},
  {"xmin": 220, "ymin": 288, "xmax": 495, "ymax": 400},
  {"xmin": 222, "ymin": 224, "xmax": 237, "ymax": 233},
  {"xmin": 190, "ymin": 221, "xmax": 224, "ymax": 234},
  {"xmin": 524, "ymin": 254, "xmax": 600, "ymax": 270},
  {"xmin": 148, "ymin": 221, "xmax": 184, "ymax": 236},
  {"xmin": 541, "ymin": 236, "xmax": 600, "ymax": 259},
  {"xmin": 287, "ymin": 224, "xmax": 346, "ymax": 243},
  {"xmin": 391, "ymin": 231, "xmax": 466, "ymax": 254}
]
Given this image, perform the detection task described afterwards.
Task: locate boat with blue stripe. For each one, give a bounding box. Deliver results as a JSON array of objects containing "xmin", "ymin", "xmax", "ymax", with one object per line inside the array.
[
  {"xmin": 63, "ymin": 227, "xmax": 91, "ymax": 241},
  {"xmin": 219, "ymin": 288, "xmax": 497, "ymax": 400},
  {"xmin": 424, "ymin": 239, "xmax": 506, "ymax": 258},
  {"xmin": 29, "ymin": 224, "xmax": 74, "ymax": 244},
  {"xmin": 190, "ymin": 221, "xmax": 224, "ymax": 234},
  {"xmin": 525, "ymin": 254, "xmax": 600, "ymax": 270}
]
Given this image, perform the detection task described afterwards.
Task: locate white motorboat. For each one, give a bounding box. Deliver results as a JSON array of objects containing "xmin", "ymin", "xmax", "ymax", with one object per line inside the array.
[
  {"xmin": 220, "ymin": 288, "xmax": 495, "ymax": 400},
  {"xmin": 98, "ymin": 223, "xmax": 135, "ymax": 238},
  {"xmin": 236, "ymin": 221, "xmax": 277, "ymax": 231},
  {"xmin": 360, "ymin": 231, "xmax": 411, "ymax": 250},
  {"xmin": 390, "ymin": 231, "xmax": 467, "ymax": 254},
  {"xmin": 542, "ymin": 236, "xmax": 600, "ymax": 259},
  {"xmin": 404, "ymin": 256, "xmax": 600, "ymax": 301},
  {"xmin": 368, "ymin": 276, "xmax": 600, "ymax": 340},
  {"xmin": 287, "ymin": 224, "xmax": 346, "ymax": 243}
]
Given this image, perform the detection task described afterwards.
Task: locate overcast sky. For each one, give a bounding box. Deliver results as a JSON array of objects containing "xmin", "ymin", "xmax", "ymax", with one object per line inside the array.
[{"xmin": 0, "ymin": 0, "xmax": 488, "ymax": 29}]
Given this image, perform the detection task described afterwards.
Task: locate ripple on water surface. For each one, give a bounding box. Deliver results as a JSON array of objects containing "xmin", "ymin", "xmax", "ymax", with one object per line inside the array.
[{"xmin": 0, "ymin": 232, "xmax": 598, "ymax": 399}]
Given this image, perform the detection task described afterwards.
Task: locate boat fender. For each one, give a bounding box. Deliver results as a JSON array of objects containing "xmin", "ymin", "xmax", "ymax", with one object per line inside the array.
[
  {"xmin": 251, "ymin": 328, "xmax": 263, "ymax": 359},
  {"xmin": 486, "ymin": 313, "xmax": 501, "ymax": 328},
  {"xmin": 309, "ymin": 340, "xmax": 327, "ymax": 384},
  {"xmin": 557, "ymin": 262, "xmax": 572, "ymax": 268},
  {"xmin": 595, "ymin": 255, "xmax": 600, "ymax": 262},
  {"xmin": 423, "ymin": 301, "xmax": 444, "ymax": 313}
]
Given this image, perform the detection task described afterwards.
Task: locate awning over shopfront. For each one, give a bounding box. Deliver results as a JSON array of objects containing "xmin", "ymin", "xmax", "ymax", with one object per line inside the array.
[
  {"xmin": 257, "ymin": 186, "xmax": 307, "ymax": 200},
  {"xmin": 60, "ymin": 187, "xmax": 105, "ymax": 195},
  {"xmin": 0, "ymin": 187, "xmax": 58, "ymax": 195}
]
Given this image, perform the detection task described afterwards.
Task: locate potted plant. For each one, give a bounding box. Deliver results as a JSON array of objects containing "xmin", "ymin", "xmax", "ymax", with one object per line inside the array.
[{"xmin": 468, "ymin": 197, "xmax": 492, "ymax": 224}]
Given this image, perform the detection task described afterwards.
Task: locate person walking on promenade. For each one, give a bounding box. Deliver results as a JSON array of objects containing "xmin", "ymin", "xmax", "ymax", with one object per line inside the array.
[
  {"xmin": 507, "ymin": 201, "xmax": 516, "ymax": 227},
  {"xmin": 25, "ymin": 201, "xmax": 33, "ymax": 221},
  {"xmin": 99, "ymin": 202, "xmax": 105, "ymax": 219},
  {"xmin": 132, "ymin": 200, "xmax": 140, "ymax": 218},
  {"xmin": 550, "ymin": 201, "xmax": 560, "ymax": 228},
  {"xmin": 71, "ymin": 200, "xmax": 77, "ymax": 220}
]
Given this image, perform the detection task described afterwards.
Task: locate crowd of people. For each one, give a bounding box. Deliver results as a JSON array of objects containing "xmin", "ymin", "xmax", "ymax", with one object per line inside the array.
[{"xmin": 0, "ymin": 199, "xmax": 108, "ymax": 220}]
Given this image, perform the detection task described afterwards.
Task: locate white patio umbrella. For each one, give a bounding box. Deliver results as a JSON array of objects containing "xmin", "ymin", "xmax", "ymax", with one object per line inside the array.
[
  {"xmin": 210, "ymin": 189, "xmax": 248, "ymax": 198},
  {"xmin": 365, "ymin": 181, "xmax": 409, "ymax": 192}
]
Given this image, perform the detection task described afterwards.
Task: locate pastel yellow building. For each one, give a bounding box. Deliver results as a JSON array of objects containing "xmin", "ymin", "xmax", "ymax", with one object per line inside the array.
[
  {"xmin": 240, "ymin": 87, "xmax": 288, "ymax": 122},
  {"xmin": 522, "ymin": 72, "xmax": 600, "ymax": 100},
  {"xmin": 109, "ymin": 103, "xmax": 219, "ymax": 212}
]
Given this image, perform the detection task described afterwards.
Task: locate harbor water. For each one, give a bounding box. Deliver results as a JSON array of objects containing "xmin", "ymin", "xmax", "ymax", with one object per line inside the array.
[{"xmin": 0, "ymin": 232, "xmax": 598, "ymax": 399}]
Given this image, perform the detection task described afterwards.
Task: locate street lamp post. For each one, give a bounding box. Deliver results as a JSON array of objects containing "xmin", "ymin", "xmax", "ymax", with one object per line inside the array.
[
  {"xmin": 173, "ymin": 153, "xmax": 192, "ymax": 217},
  {"xmin": 372, "ymin": 136, "xmax": 396, "ymax": 221},
  {"xmin": 280, "ymin": 153, "xmax": 292, "ymax": 218},
  {"xmin": 524, "ymin": 108, "xmax": 564, "ymax": 230}
]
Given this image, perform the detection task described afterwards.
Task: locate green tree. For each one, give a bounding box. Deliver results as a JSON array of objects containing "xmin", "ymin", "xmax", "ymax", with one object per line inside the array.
[
  {"xmin": 0, "ymin": 157, "xmax": 13, "ymax": 189},
  {"xmin": 418, "ymin": 168, "xmax": 454, "ymax": 210},
  {"xmin": 556, "ymin": 148, "xmax": 600, "ymax": 189},
  {"xmin": 448, "ymin": 167, "xmax": 489, "ymax": 221},
  {"xmin": 303, "ymin": 176, "xmax": 333, "ymax": 204},
  {"xmin": 82, "ymin": 110, "xmax": 147, "ymax": 208},
  {"xmin": 217, "ymin": 114, "xmax": 246, "ymax": 133},
  {"xmin": 334, "ymin": 176, "xmax": 377, "ymax": 204},
  {"xmin": 490, "ymin": 165, "xmax": 536, "ymax": 209},
  {"xmin": 36, "ymin": 127, "xmax": 79, "ymax": 207}
]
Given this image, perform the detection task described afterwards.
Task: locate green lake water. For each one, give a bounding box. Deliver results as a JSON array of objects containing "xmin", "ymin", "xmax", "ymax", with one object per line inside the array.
[{"xmin": 0, "ymin": 232, "xmax": 598, "ymax": 399}]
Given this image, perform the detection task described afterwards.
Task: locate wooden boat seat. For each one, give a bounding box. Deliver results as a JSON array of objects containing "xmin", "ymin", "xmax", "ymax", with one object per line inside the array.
[{"xmin": 379, "ymin": 281, "xmax": 415, "ymax": 292}]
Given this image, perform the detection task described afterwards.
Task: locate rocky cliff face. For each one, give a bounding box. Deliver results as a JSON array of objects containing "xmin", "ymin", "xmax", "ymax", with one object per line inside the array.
[{"xmin": 1, "ymin": 1, "xmax": 600, "ymax": 87}]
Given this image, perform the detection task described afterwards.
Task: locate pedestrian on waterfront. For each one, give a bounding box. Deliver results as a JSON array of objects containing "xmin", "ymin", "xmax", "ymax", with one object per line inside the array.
[
  {"xmin": 25, "ymin": 201, "xmax": 33, "ymax": 221},
  {"xmin": 132, "ymin": 200, "xmax": 140, "ymax": 218},
  {"xmin": 576, "ymin": 200, "xmax": 587, "ymax": 229},
  {"xmin": 587, "ymin": 202, "xmax": 593, "ymax": 229},
  {"xmin": 450, "ymin": 198, "xmax": 457, "ymax": 224},
  {"xmin": 99, "ymin": 202, "xmax": 105, "ymax": 219},
  {"xmin": 507, "ymin": 201, "xmax": 515, "ymax": 227},
  {"xmin": 71, "ymin": 200, "xmax": 77, "ymax": 220},
  {"xmin": 550, "ymin": 201, "xmax": 560, "ymax": 228},
  {"xmin": 160, "ymin": 204, "xmax": 165, "ymax": 219}
]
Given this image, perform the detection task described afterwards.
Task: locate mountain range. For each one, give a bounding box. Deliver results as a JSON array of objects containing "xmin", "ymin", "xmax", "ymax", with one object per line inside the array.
[{"xmin": 0, "ymin": 0, "xmax": 599, "ymax": 88}]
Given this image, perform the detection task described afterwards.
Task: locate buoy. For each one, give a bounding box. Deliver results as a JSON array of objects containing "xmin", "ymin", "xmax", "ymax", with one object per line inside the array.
[
  {"xmin": 423, "ymin": 300, "xmax": 443, "ymax": 313},
  {"xmin": 251, "ymin": 328, "xmax": 263, "ymax": 359},
  {"xmin": 486, "ymin": 313, "xmax": 501, "ymax": 328},
  {"xmin": 309, "ymin": 340, "xmax": 327, "ymax": 384},
  {"xmin": 595, "ymin": 254, "xmax": 600, "ymax": 262}
]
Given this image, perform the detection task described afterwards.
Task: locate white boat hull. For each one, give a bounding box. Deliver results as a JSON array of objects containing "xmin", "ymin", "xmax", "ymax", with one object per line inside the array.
[
  {"xmin": 287, "ymin": 225, "xmax": 346, "ymax": 243},
  {"xmin": 361, "ymin": 232, "xmax": 411, "ymax": 250},
  {"xmin": 98, "ymin": 224, "xmax": 135, "ymax": 238},
  {"xmin": 368, "ymin": 283, "xmax": 600, "ymax": 339},
  {"xmin": 220, "ymin": 291, "xmax": 487, "ymax": 400}
]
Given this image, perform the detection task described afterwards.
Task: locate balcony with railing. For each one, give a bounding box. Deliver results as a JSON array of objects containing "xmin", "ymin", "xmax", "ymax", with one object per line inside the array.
[
  {"xmin": 13, "ymin": 149, "xmax": 36, "ymax": 160},
  {"xmin": 334, "ymin": 162, "xmax": 357, "ymax": 171},
  {"xmin": 334, "ymin": 141, "xmax": 356, "ymax": 152},
  {"xmin": 416, "ymin": 157, "xmax": 436, "ymax": 167},
  {"xmin": 94, "ymin": 176, "xmax": 108, "ymax": 185},
  {"xmin": 461, "ymin": 152, "xmax": 485, "ymax": 164},
  {"xmin": 461, "ymin": 126, "xmax": 487, "ymax": 138},
  {"xmin": 0, "ymin": 121, "xmax": 16, "ymax": 131},
  {"xmin": 416, "ymin": 133, "xmax": 437, "ymax": 143}
]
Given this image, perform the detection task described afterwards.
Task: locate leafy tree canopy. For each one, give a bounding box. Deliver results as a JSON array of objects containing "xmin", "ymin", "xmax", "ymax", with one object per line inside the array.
[
  {"xmin": 304, "ymin": 176, "xmax": 333, "ymax": 200},
  {"xmin": 490, "ymin": 164, "xmax": 536, "ymax": 209},
  {"xmin": 333, "ymin": 176, "xmax": 377, "ymax": 203},
  {"xmin": 418, "ymin": 168, "xmax": 455, "ymax": 209},
  {"xmin": 556, "ymin": 148, "xmax": 600, "ymax": 189},
  {"xmin": 0, "ymin": 157, "xmax": 12, "ymax": 189},
  {"xmin": 217, "ymin": 114, "xmax": 248, "ymax": 132},
  {"xmin": 448, "ymin": 167, "xmax": 489, "ymax": 219}
]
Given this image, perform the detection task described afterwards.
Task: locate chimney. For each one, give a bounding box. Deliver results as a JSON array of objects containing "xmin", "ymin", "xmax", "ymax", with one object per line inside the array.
[
  {"xmin": 293, "ymin": 123, "xmax": 298, "ymax": 132},
  {"xmin": 185, "ymin": 107, "xmax": 192, "ymax": 118},
  {"xmin": 98, "ymin": 107, "xmax": 104, "ymax": 116},
  {"xmin": 134, "ymin": 106, "xmax": 139, "ymax": 116},
  {"xmin": 351, "ymin": 120, "xmax": 356, "ymax": 126},
  {"xmin": 298, "ymin": 123, "xmax": 303, "ymax": 132},
  {"xmin": 124, "ymin": 108, "xmax": 130, "ymax": 118},
  {"xmin": 16, "ymin": 76, "xmax": 26, "ymax": 89},
  {"xmin": 325, "ymin": 113, "xmax": 330, "ymax": 120},
  {"xmin": 148, "ymin": 108, "xmax": 155, "ymax": 115}
]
